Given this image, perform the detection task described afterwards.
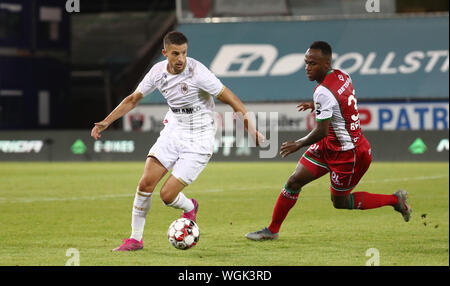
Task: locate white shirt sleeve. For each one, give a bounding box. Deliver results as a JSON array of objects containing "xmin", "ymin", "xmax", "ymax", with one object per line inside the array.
[
  {"xmin": 314, "ymin": 86, "xmax": 337, "ymax": 121},
  {"xmin": 194, "ymin": 60, "xmax": 224, "ymax": 98},
  {"xmin": 136, "ymin": 65, "xmax": 158, "ymax": 97}
]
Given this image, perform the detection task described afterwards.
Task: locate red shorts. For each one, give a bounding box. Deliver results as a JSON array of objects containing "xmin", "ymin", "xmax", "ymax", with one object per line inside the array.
[{"xmin": 299, "ymin": 137, "xmax": 372, "ymax": 196}]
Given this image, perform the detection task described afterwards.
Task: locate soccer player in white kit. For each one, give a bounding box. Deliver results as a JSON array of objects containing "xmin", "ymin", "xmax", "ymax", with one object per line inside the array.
[{"xmin": 91, "ymin": 31, "xmax": 264, "ymax": 251}]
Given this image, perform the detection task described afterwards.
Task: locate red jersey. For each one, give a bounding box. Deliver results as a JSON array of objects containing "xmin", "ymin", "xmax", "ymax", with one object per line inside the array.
[{"xmin": 313, "ymin": 69, "xmax": 364, "ymax": 151}]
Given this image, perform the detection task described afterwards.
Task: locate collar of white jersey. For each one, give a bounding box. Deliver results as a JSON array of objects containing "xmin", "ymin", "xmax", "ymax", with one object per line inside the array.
[{"xmin": 163, "ymin": 57, "xmax": 194, "ymax": 76}]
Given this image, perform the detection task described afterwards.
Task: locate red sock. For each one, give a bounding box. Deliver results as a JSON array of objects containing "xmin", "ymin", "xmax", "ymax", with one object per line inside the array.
[
  {"xmin": 268, "ymin": 187, "xmax": 299, "ymax": 234},
  {"xmin": 351, "ymin": 192, "xmax": 398, "ymax": 210}
]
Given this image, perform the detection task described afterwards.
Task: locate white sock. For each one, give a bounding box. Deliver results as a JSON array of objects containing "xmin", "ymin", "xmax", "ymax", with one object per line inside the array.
[
  {"xmin": 167, "ymin": 192, "xmax": 194, "ymax": 213},
  {"xmin": 130, "ymin": 188, "xmax": 152, "ymax": 241}
]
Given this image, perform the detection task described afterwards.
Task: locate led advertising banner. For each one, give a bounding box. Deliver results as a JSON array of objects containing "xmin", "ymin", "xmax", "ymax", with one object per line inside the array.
[
  {"xmin": 140, "ymin": 16, "xmax": 448, "ymax": 104},
  {"xmin": 0, "ymin": 130, "xmax": 447, "ymax": 162}
]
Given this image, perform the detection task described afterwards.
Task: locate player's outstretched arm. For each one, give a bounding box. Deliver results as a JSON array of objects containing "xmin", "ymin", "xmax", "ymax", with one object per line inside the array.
[
  {"xmin": 217, "ymin": 86, "xmax": 265, "ymax": 146},
  {"xmin": 280, "ymin": 118, "xmax": 330, "ymax": 157},
  {"xmin": 91, "ymin": 90, "xmax": 143, "ymax": 140}
]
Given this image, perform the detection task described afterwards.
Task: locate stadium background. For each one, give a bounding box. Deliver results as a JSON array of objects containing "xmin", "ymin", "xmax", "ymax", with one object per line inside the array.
[{"xmin": 0, "ymin": 0, "xmax": 448, "ymax": 162}]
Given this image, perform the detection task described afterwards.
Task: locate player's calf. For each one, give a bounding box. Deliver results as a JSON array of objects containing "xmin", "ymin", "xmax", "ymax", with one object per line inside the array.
[{"xmin": 332, "ymin": 190, "xmax": 401, "ymax": 211}]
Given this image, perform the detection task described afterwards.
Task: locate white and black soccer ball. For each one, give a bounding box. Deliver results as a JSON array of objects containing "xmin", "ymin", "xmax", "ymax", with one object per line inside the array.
[{"xmin": 167, "ymin": 218, "xmax": 200, "ymax": 250}]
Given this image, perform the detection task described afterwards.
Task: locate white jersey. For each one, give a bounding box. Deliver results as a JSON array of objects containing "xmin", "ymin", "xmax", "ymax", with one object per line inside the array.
[{"xmin": 136, "ymin": 57, "xmax": 225, "ymax": 134}]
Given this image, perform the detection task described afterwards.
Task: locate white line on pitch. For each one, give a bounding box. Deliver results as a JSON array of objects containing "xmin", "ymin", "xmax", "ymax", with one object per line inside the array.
[
  {"xmin": 0, "ymin": 193, "xmax": 133, "ymax": 203},
  {"xmin": 0, "ymin": 174, "xmax": 447, "ymax": 204}
]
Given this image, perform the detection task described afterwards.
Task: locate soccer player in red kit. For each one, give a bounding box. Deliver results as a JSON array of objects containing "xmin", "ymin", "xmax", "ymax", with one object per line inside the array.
[{"xmin": 246, "ymin": 41, "xmax": 412, "ymax": 241}]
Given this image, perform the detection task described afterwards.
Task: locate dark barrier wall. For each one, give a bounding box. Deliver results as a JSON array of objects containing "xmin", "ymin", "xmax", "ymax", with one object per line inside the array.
[
  {"xmin": 0, "ymin": 130, "xmax": 448, "ymax": 162},
  {"xmin": 0, "ymin": 0, "xmax": 70, "ymax": 129},
  {"xmin": 0, "ymin": 57, "xmax": 69, "ymax": 129}
]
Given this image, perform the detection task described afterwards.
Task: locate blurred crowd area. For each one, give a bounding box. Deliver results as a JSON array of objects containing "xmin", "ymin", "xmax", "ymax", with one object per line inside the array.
[
  {"xmin": 178, "ymin": 0, "xmax": 448, "ymax": 19},
  {"xmin": 0, "ymin": 0, "xmax": 448, "ymax": 129},
  {"xmin": 55, "ymin": 0, "xmax": 448, "ymax": 15}
]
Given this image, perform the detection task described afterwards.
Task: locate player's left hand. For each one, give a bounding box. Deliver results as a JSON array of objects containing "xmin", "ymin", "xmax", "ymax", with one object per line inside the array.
[{"xmin": 280, "ymin": 141, "xmax": 301, "ymax": 158}]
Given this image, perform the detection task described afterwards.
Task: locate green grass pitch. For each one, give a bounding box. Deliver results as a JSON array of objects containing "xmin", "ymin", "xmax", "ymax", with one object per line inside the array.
[{"xmin": 0, "ymin": 161, "xmax": 448, "ymax": 266}]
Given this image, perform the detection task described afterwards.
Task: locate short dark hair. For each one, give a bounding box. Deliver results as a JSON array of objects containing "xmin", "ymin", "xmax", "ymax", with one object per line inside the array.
[
  {"xmin": 309, "ymin": 41, "xmax": 332, "ymax": 58},
  {"xmin": 164, "ymin": 31, "xmax": 188, "ymax": 48}
]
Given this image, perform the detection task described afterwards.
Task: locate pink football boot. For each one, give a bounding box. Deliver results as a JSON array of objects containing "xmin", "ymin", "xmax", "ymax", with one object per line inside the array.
[
  {"xmin": 182, "ymin": 199, "xmax": 199, "ymax": 222},
  {"xmin": 112, "ymin": 238, "xmax": 143, "ymax": 251}
]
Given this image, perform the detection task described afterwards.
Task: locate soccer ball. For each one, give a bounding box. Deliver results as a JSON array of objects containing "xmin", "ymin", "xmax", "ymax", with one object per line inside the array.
[{"xmin": 167, "ymin": 218, "xmax": 200, "ymax": 250}]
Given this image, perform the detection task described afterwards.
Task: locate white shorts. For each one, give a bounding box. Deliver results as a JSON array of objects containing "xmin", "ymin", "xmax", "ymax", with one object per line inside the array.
[{"xmin": 148, "ymin": 125, "xmax": 215, "ymax": 186}]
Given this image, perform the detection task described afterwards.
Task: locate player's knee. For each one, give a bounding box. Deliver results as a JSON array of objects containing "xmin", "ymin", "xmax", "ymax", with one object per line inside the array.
[
  {"xmin": 331, "ymin": 195, "xmax": 350, "ymax": 209},
  {"xmin": 138, "ymin": 180, "xmax": 156, "ymax": 194},
  {"xmin": 286, "ymin": 176, "xmax": 303, "ymax": 192}
]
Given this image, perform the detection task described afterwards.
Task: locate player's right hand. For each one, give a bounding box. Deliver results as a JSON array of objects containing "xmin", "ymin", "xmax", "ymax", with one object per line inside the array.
[
  {"xmin": 91, "ymin": 121, "xmax": 109, "ymax": 140},
  {"xmin": 297, "ymin": 102, "xmax": 315, "ymax": 113},
  {"xmin": 280, "ymin": 141, "xmax": 301, "ymax": 158}
]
